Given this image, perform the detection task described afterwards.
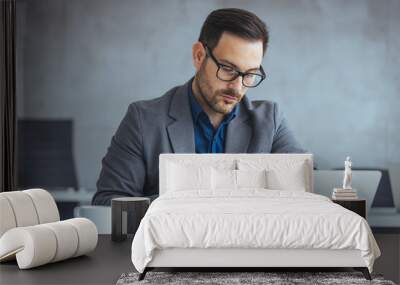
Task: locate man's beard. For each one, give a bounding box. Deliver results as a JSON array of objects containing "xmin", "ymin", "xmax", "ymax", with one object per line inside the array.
[{"xmin": 195, "ymin": 65, "xmax": 241, "ymax": 115}]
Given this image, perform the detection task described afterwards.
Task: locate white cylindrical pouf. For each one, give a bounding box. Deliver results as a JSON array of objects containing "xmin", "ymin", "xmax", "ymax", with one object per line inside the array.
[
  {"xmin": 18, "ymin": 226, "xmax": 57, "ymax": 269},
  {"xmin": 23, "ymin": 189, "xmax": 60, "ymax": 223},
  {"xmin": 0, "ymin": 226, "xmax": 57, "ymax": 269},
  {"xmin": 0, "ymin": 195, "xmax": 17, "ymax": 237},
  {"xmin": 42, "ymin": 221, "xmax": 79, "ymax": 262},
  {"xmin": 65, "ymin": 218, "xmax": 98, "ymax": 257},
  {"xmin": 1, "ymin": 192, "xmax": 39, "ymax": 227}
]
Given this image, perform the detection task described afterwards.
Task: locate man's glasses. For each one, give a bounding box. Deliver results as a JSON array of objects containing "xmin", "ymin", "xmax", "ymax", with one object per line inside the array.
[{"xmin": 202, "ymin": 43, "xmax": 266, "ymax": 88}]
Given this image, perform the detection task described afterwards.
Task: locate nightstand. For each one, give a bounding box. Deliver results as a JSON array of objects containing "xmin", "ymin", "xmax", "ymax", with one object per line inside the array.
[
  {"xmin": 111, "ymin": 197, "xmax": 150, "ymax": 242},
  {"xmin": 332, "ymin": 199, "xmax": 366, "ymax": 218}
]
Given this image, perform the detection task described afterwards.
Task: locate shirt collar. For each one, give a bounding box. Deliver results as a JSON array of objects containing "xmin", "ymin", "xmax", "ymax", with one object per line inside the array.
[{"xmin": 188, "ymin": 78, "xmax": 238, "ymax": 124}]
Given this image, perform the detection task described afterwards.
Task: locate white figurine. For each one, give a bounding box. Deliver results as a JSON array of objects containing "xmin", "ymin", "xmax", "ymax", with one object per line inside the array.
[{"xmin": 342, "ymin": 156, "xmax": 352, "ymax": 190}]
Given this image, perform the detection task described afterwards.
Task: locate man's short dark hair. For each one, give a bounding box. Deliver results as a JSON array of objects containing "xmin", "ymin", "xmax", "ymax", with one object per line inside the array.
[{"xmin": 198, "ymin": 8, "xmax": 269, "ymax": 55}]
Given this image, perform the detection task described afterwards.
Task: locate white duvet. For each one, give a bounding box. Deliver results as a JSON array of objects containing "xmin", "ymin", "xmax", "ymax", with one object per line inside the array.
[{"xmin": 131, "ymin": 190, "xmax": 380, "ymax": 273}]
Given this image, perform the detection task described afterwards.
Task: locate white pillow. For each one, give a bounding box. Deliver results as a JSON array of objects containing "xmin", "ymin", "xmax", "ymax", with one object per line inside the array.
[
  {"xmin": 238, "ymin": 159, "xmax": 308, "ymax": 191},
  {"xmin": 267, "ymin": 168, "xmax": 306, "ymax": 191},
  {"xmin": 237, "ymin": 169, "xmax": 268, "ymax": 189},
  {"xmin": 167, "ymin": 162, "xmax": 212, "ymax": 191},
  {"xmin": 211, "ymin": 168, "xmax": 268, "ymax": 190},
  {"xmin": 212, "ymin": 168, "xmax": 236, "ymax": 190}
]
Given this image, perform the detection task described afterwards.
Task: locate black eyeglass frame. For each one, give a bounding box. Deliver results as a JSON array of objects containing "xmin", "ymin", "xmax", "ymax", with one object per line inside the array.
[{"xmin": 202, "ymin": 43, "xmax": 266, "ymax": 88}]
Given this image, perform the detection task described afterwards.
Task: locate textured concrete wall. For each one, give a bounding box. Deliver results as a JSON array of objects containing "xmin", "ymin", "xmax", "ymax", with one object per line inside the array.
[{"xmin": 16, "ymin": 0, "xmax": 400, "ymax": 207}]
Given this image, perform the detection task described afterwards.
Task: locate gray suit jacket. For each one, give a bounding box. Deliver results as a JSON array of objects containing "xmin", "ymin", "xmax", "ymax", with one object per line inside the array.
[{"xmin": 92, "ymin": 79, "xmax": 306, "ymax": 205}]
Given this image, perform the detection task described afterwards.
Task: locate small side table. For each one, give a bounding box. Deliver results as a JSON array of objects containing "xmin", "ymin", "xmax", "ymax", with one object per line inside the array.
[
  {"xmin": 332, "ymin": 199, "xmax": 366, "ymax": 219},
  {"xmin": 111, "ymin": 197, "xmax": 150, "ymax": 242}
]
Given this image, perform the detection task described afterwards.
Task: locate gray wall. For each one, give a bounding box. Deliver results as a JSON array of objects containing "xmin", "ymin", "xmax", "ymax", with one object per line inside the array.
[{"xmin": 16, "ymin": 0, "xmax": 400, "ymax": 206}]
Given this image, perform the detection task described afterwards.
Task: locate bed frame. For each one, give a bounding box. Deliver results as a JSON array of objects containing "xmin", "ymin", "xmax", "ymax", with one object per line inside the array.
[
  {"xmin": 140, "ymin": 248, "xmax": 371, "ymax": 280},
  {"xmin": 138, "ymin": 154, "xmax": 372, "ymax": 281}
]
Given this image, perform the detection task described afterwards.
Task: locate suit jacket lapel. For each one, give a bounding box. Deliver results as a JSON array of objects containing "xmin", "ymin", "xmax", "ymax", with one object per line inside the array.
[
  {"xmin": 225, "ymin": 97, "xmax": 252, "ymax": 153},
  {"xmin": 166, "ymin": 80, "xmax": 195, "ymax": 153}
]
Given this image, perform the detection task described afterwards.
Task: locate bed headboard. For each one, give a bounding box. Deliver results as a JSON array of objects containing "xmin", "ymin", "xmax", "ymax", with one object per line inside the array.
[{"xmin": 159, "ymin": 153, "xmax": 314, "ymax": 195}]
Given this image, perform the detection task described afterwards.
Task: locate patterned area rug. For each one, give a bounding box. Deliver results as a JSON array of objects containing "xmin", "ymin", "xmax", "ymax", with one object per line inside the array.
[{"xmin": 116, "ymin": 271, "xmax": 396, "ymax": 285}]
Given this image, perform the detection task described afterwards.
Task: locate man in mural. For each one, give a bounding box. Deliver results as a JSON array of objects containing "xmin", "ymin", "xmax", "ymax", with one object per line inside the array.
[{"xmin": 93, "ymin": 8, "xmax": 305, "ymax": 205}]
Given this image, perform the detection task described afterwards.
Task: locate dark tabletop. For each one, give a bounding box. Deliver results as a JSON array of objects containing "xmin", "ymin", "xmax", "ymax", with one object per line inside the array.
[{"xmin": 0, "ymin": 235, "xmax": 134, "ymax": 285}]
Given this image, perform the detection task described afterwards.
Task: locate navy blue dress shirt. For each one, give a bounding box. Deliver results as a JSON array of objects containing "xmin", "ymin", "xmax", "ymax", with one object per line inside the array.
[{"xmin": 188, "ymin": 81, "xmax": 238, "ymax": 153}]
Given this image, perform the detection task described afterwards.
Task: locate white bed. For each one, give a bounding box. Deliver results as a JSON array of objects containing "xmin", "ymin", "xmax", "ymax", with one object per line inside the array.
[{"xmin": 131, "ymin": 154, "xmax": 380, "ymax": 280}]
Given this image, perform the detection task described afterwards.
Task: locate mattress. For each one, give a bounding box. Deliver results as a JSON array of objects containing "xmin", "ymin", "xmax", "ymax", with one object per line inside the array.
[{"xmin": 131, "ymin": 190, "xmax": 380, "ymax": 273}]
